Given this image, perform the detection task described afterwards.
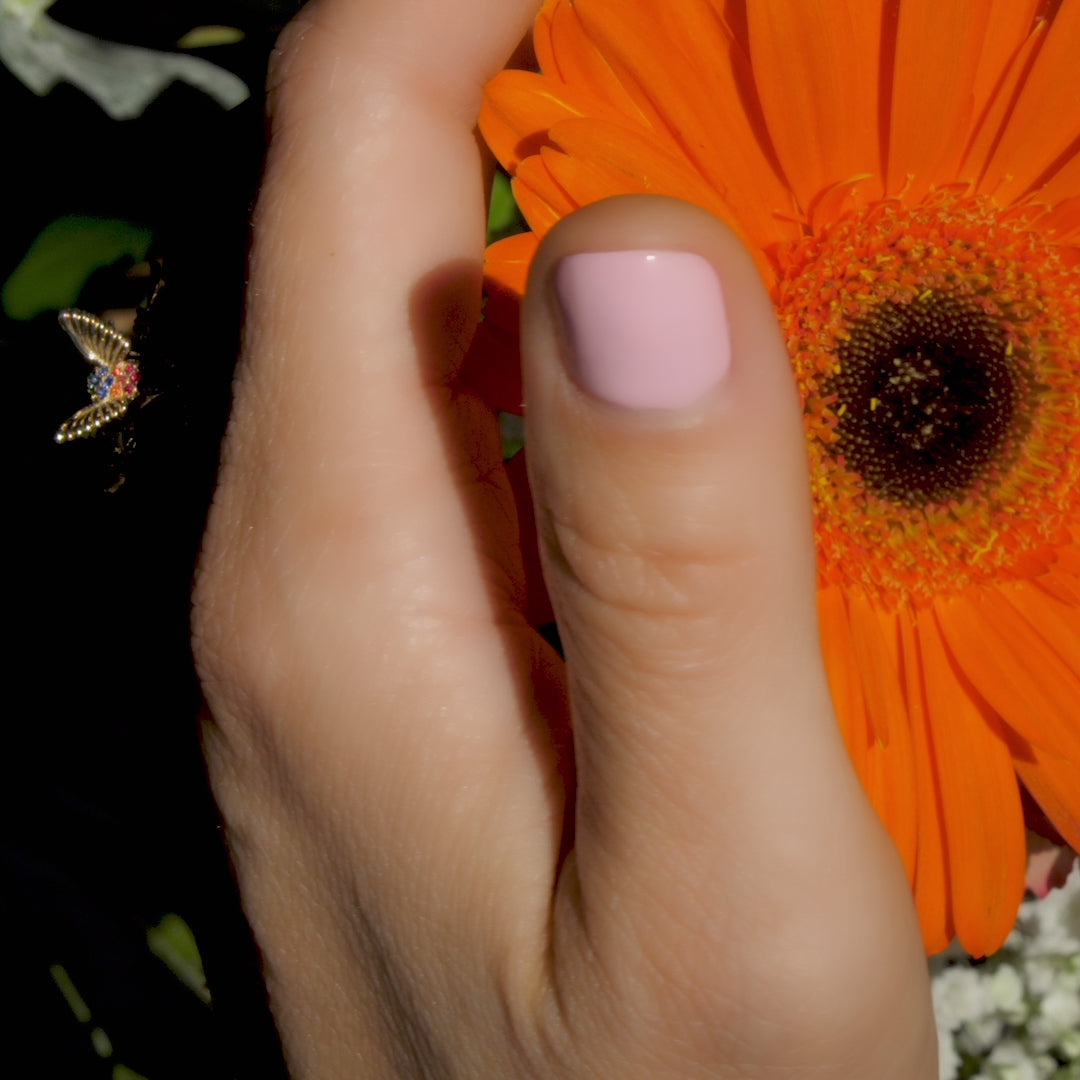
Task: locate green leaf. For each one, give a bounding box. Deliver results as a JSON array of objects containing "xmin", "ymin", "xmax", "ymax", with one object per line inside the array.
[
  {"xmin": 177, "ymin": 25, "xmax": 245, "ymax": 49},
  {"xmin": 487, "ymin": 169, "xmax": 526, "ymax": 245},
  {"xmin": 146, "ymin": 913, "xmax": 210, "ymax": 1004},
  {"xmin": 2, "ymin": 215, "xmax": 151, "ymax": 319},
  {"xmin": 499, "ymin": 412, "xmax": 524, "ymax": 461},
  {"xmin": 113, "ymin": 1066, "xmax": 150, "ymax": 1080},
  {"xmin": 49, "ymin": 964, "xmax": 91, "ymax": 1023},
  {"xmin": 1, "ymin": 0, "xmax": 55, "ymax": 21}
]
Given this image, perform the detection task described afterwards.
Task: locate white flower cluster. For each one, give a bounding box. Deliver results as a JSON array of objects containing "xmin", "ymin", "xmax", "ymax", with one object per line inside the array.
[
  {"xmin": 932, "ymin": 861, "xmax": 1080, "ymax": 1080},
  {"xmin": 0, "ymin": 0, "xmax": 248, "ymax": 120}
]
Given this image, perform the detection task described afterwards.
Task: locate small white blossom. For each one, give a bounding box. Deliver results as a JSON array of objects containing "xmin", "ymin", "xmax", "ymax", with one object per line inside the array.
[
  {"xmin": 1027, "ymin": 987, "xmax": 1080, "ymax": 1055},
  {"xmin": 0, "ymin": 0, "xmax": 248, "ymax": 118},
  {"xmin": 933, "ymin": 862, "xmax": 1080, "ymax": 1078},
  {"xmin": 1031, "ymin": 1054, "xmax": 1060, "ymax": 1080},
  {"xmin": 959, "ymin": 1015, "xmax": 1005, "ymax": 1055},
  {"xmin": 1041, "ymin": 987, "xmax": 1080, "ymax": 1034},
  {"xmin": 1058, "ymin": 1027, "xmax": 1080, "ymax": 1061},
  {"xmin": 1023, "ymin": 955, "xmax": 1059, "ymax": 999},
  {"xmin": 938, "ymin": 1021, "xmax": 962, "ymax": 1080},
  {"xmin": 934, "ymin": 964, "xmax": 991, "ymax": 1028},
  {"xmin": 988, "ymin": 965, "xmax": 1027, "ymax": 1021},
  {"xmin": 985, "ymin": 1037, "xmax": 1043, "ymax": 1080},
  {"xmin": 1021, "ymin": 861, "xmax": 1080, "ymax": 957}
]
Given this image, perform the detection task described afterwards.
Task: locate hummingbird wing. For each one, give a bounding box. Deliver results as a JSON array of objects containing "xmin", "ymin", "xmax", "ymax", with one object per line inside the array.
[
  {"xmin": 55, "ymin": 398, "xmax": 131, "ymax": 443},
  {"xmin": 58, "ymin": 309, "xmax": 132, "ymax": 369}
]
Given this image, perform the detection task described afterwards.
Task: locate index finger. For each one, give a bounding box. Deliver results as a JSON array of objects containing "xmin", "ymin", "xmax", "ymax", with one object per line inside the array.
[
  {"xmin": 199, "ymin": 0, "xmax": 540, "ymax": 642},
  {"xmin": 248, "ymin": 0, "xmax": 536, "ymax": 489}
]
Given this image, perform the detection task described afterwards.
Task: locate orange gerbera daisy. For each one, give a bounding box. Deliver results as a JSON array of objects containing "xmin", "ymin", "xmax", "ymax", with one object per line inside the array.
[{"xmin": 475, "ymin": 0, "xmax": 1080, "ymax": 957}]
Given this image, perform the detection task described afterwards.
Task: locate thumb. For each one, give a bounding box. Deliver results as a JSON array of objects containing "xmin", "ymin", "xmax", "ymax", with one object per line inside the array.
[{"xmin": 521, "ymin": 196, "xmax": 926, "ymax": 1042}]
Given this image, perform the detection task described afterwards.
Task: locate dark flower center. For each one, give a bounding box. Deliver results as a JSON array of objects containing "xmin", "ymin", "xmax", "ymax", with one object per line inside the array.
[{"xmin": 826, "ymin": 293, "xmax": 1018, "ymax": 506}]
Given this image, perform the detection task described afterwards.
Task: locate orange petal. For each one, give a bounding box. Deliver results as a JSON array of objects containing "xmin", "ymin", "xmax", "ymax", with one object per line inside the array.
[
  {"xmin": 885, "ymin": 0, "xmax": 992, "ymax": 200},
  {"xmin": 560, "ymin": 0, "xmax": 702, "ymax": 150},
  {"xmin": 531, "ymin": 0, "xmax": 557, "ymax": 77},
  {"xmin": 819, "ymin": 587, "xmax": 919, "ymax": 885},
  {"xmin": 466, "ymin": 234, "xmax": 538, "ymax": 414},
  {"xmin": 548, "ymin": 119, "xmax": 718, "ymax": 203},
  {"xmin": 935, "ymin": 588, "xmax": 1080, "ymax": 761},
  {"xmin": 636, "ymin": 0, "xmax": 804, "ymax": 237},
  {"xmin": 539, "ymin": 144, "xmax": 646, "ymax": 206},
  {"xmin": 1034, "ymin": 194, "xmax": 1080, "ymax": 246},
  {"xmin": 998, "ymin": 581, "xmax": 1080, "ymax": 677},
  {"xmin": 969, "ymin": 0, "xmax": 1041, "ymax": 113},
  {"xmin": 844, "ymin": 592, "xmax": 906, "ymax": 748},
  {"xmin": 1036, "ymin": 563, "xmax": 1080, "ymax": 606},
  {"xmin": 483, "ymin": 231, "xmax": 535, "ymax": 299},
  {"xmin": 1050, "ymin": 533, "xmax": 1080, "ymax": 592},
  {"xmin": 546, "ymin": 118, "xmax": 782, "ymax": 287},
  {"xmin": 918, "ymin": 611, "xmax": 1026, "ymax": 958},
  {"xmin": 1023, "ymin": 151, "xmax": 1080, "ymax": 226},
  {"xmin": 552, "ymin": 116, "xmax": 755, "ymax": 209},
  {"xmin": 512, "ymin": 157, "xmax": 574, "ymax": 236},
  {"xmin": 480, "ymin": 71, "xmax": 560, "ymax": 173},
  {"xmin": 806, "ymin": 175, "xmax": 879, "ymax": 234},
  {"xmin": 960, "ymin": 13, "xmax": 1047, "ymax": 186},
  {"xmin": 569, "ymin": 0, "xmax": 796, "ymax": 249},
  {"xmin": 1009, "ymin": 736, "xmax": 1080, "ymax": 855},
  {"xmin": 480, "ymin": 70, "xmax": 632, "ymax": 174},
  {"xmin": 982, "ymin": 0, "xmax": 1080, "ymax": 204},
  {"xmin": 865, "ymin": 732, "xmax": 919, "ymax": 890},
  {"xmin": 747, "ymin": 0, "xmax": 885, "ymax": 211},
  {"xmin": 542, "ymin": 0, "xmax": 647, "ymax": 124},
  {"xmin": 901, "ymin": 617, "xmax": 953, "ymax": 954}
]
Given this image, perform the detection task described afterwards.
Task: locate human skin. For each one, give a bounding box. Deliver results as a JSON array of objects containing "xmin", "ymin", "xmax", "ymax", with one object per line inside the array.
[{"xmin": 191, "ymin": 0, "xmax": 938, "ymax": 1076}]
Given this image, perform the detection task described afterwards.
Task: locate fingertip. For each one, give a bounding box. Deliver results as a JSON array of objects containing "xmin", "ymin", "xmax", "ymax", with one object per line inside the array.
[{"xmin": 521, "ymin": 195, "xmax": 817, "ymax": 627}]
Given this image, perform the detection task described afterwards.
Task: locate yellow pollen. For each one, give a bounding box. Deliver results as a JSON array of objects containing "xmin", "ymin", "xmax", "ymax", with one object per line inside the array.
[{"xmin": 971, "ymin": 530, "xmax": 999, "ymax": 562}]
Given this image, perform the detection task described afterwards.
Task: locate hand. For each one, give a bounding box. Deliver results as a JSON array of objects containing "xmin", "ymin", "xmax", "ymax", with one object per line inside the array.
[{"xmin": 192, "ymin": 0, "xmax": 937, "ymax": 1076}]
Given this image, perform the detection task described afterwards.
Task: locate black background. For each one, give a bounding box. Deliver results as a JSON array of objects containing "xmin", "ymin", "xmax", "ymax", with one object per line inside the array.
[{"xmin": 4, "ymin": 4, "xmax": 302, "ymax": 1077}]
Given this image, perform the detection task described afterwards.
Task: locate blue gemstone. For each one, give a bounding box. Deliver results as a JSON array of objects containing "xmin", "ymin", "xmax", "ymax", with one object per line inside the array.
[{"xmin": 87, "ymin": 369, "xmax": 114, "ymax": 400}]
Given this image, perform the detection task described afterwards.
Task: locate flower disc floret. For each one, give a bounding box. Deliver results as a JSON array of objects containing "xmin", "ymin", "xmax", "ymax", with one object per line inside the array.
[{"xmin": 778, "ymin": 191, "xmax": 1080, "ymax": 606}]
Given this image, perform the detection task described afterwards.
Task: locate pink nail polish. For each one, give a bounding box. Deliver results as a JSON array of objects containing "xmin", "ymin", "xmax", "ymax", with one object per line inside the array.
[{"xmin": 554, "ymin": 250, "xmax": 731, "ymax": 409}]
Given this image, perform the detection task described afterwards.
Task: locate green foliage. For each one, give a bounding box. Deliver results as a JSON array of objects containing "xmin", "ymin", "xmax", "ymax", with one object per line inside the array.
[
  {"xmin": 113, "ymin": 1067, "xmax": 151, "ymax": 1080},
  {"xmin": 487, "ymin": 169, "xmax": 526, "ymax": 245},
  {"xmin": 500, "ymin": 412, "xmax": 525, "ymax": 460},
  {"xmin": 49, "ymin": 964, "xmax": 153, "ymax": 1079},
  {"xmin": 146, "ymin": 913, "xmax": 210, "ymax": 1005},
  {"xmin": 49, "ymin": 963, "xmax": 91, "ymax": 1023},
  {"xmin": 47, "ymin": 916, "xmax": 206, "ymax": 1079},
  {"xmin": 2, "ymin": 214, "xmax": 151, "ymax": 319},
  {"xmin": 177, "ymin": 25, "xmax": 245, "ymax": 49}
]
